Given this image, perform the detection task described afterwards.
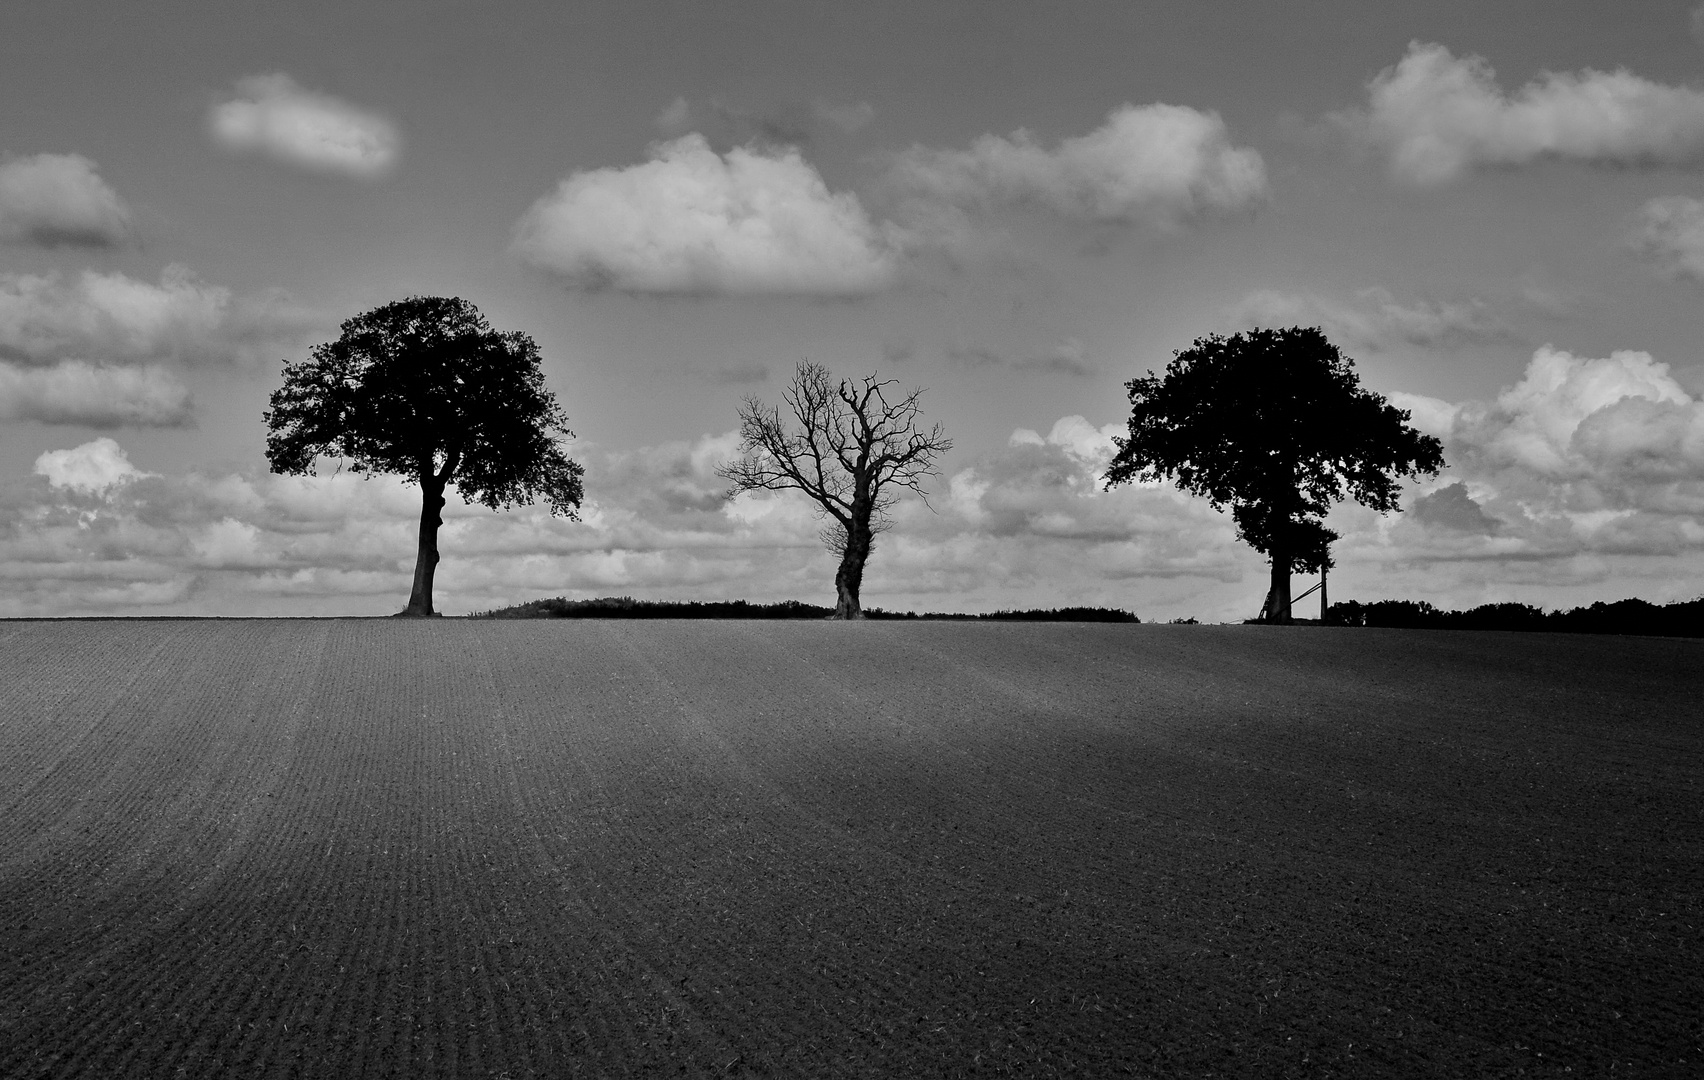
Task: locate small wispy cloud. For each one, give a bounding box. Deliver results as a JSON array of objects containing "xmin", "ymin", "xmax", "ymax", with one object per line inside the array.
[
  {"xmin": 946, "ymin": 338, "xmax": 1096, "ymax": 378},
  {"xmin": 1631, "ymin": 196, "xmax": 1704, "ymax": 281},
  {"xmin": 1015, "ymin": 338, "xmax": 1096, "ymax": 377},
  {"xmin": 1227, "ymin": 287, "xmax": 1511, "ymax": 352},
  {"xmin": 945, "ymin": 343, "xmax": 1005, "ymax": 370},
  {"xmin": 210, "ymin": 74, "xmax": 400, "ymax": 179}
]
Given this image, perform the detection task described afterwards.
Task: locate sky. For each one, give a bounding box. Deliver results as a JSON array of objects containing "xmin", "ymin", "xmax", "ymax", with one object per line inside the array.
[{"xmin": 6, "ymin": 0, "xmax": 1704, "ymax": 620}]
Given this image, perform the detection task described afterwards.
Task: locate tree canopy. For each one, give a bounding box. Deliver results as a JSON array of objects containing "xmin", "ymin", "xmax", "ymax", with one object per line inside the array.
[
  {"xmin": 1104, "ymin": 326, "xmax": 1443, "ymax": 621},
  {"xmin": 265, "ymin": 295, "xmax": 583, "ymax": 615},
  {"xmin": 718, "ymin": 361, "xmax": 951, "ymax": 618}
]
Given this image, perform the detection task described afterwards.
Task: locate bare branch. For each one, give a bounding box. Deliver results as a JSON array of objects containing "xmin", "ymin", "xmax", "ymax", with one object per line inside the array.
[{"xmin": 716, "ymin": 360, "xmax": 953, "ymax": 540}]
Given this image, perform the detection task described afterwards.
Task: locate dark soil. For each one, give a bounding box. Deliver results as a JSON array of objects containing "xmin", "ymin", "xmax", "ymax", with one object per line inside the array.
[{"xmin": 0, "ymin": 621, "xmax": 1698, "ymax": 1077}]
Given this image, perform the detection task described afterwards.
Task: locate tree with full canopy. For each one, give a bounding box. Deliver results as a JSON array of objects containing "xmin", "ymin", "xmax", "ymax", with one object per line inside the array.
[
  {"xmin": 264, "ymin": 296, "xmax": 584, "ymax": 616},
  {"xmin": 1104, "ymin": 326, "xmax": 1443, "ymax": 622},
  {"xmin": 718, "ymin": 361, "xmax": 952, "ymax": 619}
]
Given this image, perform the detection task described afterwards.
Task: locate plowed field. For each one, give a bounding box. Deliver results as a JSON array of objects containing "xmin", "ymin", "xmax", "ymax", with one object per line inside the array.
[{"xmin": 1, "ymin": 620, "xmax": 1699, "ymax": 1077}]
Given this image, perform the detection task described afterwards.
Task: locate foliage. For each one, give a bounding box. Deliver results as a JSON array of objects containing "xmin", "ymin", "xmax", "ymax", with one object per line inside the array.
[
  {"xmin": 1105, "ymin": 326, "xmax": 1444, "ymax": 577},
  {"xmin": 265, "ymin": 295, "xmax": 582, "ymax": 615},
  {"xmin": 866, "ymin": 606, "xmax": 1140, "ymax": 623},
  {"xmin": 1325, "ymin": 596, "xmax": 1704, "ymax": 637},
  {"xmin": 264, "ymin": 295, "xmax": 583, "ymax": 515},
  {"xmin": 477, "ymin": 597, "xmax": 837, "ymax": 619},
  {"xmin": 474, "ymin": 597, "xmax": 1141, "ymax": 622}
]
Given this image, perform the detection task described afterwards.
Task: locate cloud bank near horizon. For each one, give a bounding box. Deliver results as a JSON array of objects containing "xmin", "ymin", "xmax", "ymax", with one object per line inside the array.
[{"xmin": 11, "ymin": 341, "xmax": 1704, "ymax": 619}]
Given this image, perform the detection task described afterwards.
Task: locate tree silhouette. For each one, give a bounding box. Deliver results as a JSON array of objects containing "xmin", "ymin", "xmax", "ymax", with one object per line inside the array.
[
  {"xmin": 718, "ymin": 361, "xmax": 952, "ymax": 619},
  {"xmin": 265, "ymin": 296, "xmax": 583, "ymax": 616},
  {"xmin": 1105, "ymin": 326, "xmax": 1443, "ymax": 622}
]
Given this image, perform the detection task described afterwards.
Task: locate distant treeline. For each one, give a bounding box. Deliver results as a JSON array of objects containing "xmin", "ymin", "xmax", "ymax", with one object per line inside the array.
[
  {"xmin": 1325, "ymin": 597, "xmax": 1704, "ymax": 637},
  {"xmin": 474, "ymin": 596, "xmax": 1140, "ymax": 622}
]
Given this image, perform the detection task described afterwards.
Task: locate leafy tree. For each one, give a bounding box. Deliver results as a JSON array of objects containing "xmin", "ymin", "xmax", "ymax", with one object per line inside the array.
[
  {"xmin": 718, "ymin": 361, "xmax": 952, "ymax": 619},
  {"xmin": 265, "ymin": 296, "xmax": 583, "ymax": 616},
  {"xmin": 1104, "ymin": 326, "xmax": 1443, "ymax": 622}
]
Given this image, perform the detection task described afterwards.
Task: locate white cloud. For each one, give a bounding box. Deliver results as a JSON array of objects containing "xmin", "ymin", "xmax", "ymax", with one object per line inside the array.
[
  {"xmin": 1632, "ymin": 196, "xmax": 1704, "ymax": 281},
  {"xmin": 34, "ymin": 438, "xmax": 146, "ymax": 494},
  {"xmin": 0, "ymin": 153, "xmax": 131, "ymax": 247},
  {"xmin": 190, "ymin": 518, "xmax": 267, "ymax": 568},
  {"xmin": 512, "ymin": 134, "xmax": 898, "ymax": 296},
  {"xmin": 1054, "ymin": 415, "xmax": 1124, "ymax": 466},
  {"xmin": 1339, "ymin": 42, "xmax": 1704, "ymax": 185},
  {"xmin": 1456, "ymin": 346, "xmax": 1694, "ymax": 478},
  {"xmin": 1228, "ymin": 287, "xmax": 1506, "ymax": 352},
  {"xmin": 210, "ymin": 74, "xmax": 399, "ymax": 179},
  {"xmin": 0, "ymin": 265, "xmax": 322, "ymax": 366},
  {"xmin": 1311, "ymin": 345, "xmax": 1704, "ymax": 608},
  {"xmin": 1386, "ymin": 390, "xmax": 1460, "ymax": 440},
  {"xmin": 889, "ymin": 103, "xmax": 1268, "ymax": 228},
  {"xmin": 0, "ymin": 361, "xmax": 192, "ymax": 427}
]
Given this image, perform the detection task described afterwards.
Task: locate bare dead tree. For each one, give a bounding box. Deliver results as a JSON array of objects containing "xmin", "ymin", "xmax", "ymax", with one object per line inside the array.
[{"xmin": 718, "ymin": 361, "xmax": 952, "ymax": 619}]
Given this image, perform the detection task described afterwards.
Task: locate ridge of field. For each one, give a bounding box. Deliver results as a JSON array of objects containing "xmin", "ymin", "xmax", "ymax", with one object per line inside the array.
[{"xmin": 0, "ymin": 621, "xmax": 1698, "ymax": 1078}]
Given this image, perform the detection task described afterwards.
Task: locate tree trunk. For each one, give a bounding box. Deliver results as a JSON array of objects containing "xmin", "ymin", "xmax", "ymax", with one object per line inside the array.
[
  {"xmin": 400, "ymin": 473, "xmax": 446, "ymax": 617},
  {"xmin": 1266, "ymin": 538, "xmax": 1292, "ymax": 624},
  {"xmin": 833, "ymin": 522, "xmax": 872, "ymax": 619}
]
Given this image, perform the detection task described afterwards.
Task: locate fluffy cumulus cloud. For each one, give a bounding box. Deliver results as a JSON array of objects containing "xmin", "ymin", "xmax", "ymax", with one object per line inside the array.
[
  {"xmin": 512, "ymin": 134, "xmax": 898, "ymax": 296},
  {"xmin": 1340, "ymin": 42, "xmax": 1704, "ymax": 185},
  {"xmin": 1632, "ymin": 196, "xmax": 1704, "ymax": 281},
  {"xmin": 889, "ymin": 103, "xmax": 1268, "ymax": 228},
  {"xmin": 0, "ymin": 361, "xmax": 191, "ymax": 427},
  {"xmin": 0, "ymin": 265, "xmax": 322, "ymax": 367},
  {"xmin": 0, "ymin": 153, "xmax": 131, "ymax": 247},
  {"xmin": 1228, "ymin": 287, "xmax": 1509, "ymax": 352},
  {"xmin": 1319, "ymin": 345, "xmax": 1704, "ymax": 610},
  {"xmin": 1449, "ymin": 346, "xmax": 1695, "ymax": 479},
  {"xmin": 210, "ymin": 74, "xmax": 400, "ymax": 179},
  {"xmin": 34, "ymin": 437, "xmax": 147, "ymax": 494}
]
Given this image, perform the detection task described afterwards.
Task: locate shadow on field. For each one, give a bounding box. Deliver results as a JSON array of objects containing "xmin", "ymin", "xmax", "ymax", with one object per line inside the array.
[{"xmin": 0, "ymin": 621, "xmax": 1698, "ymax": 1077}]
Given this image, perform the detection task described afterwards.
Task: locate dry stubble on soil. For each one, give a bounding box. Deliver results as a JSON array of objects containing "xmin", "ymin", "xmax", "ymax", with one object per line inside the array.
[{"xmin": 0, "ymin": 619, "xmax": 1699, "ymax": 1078}]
